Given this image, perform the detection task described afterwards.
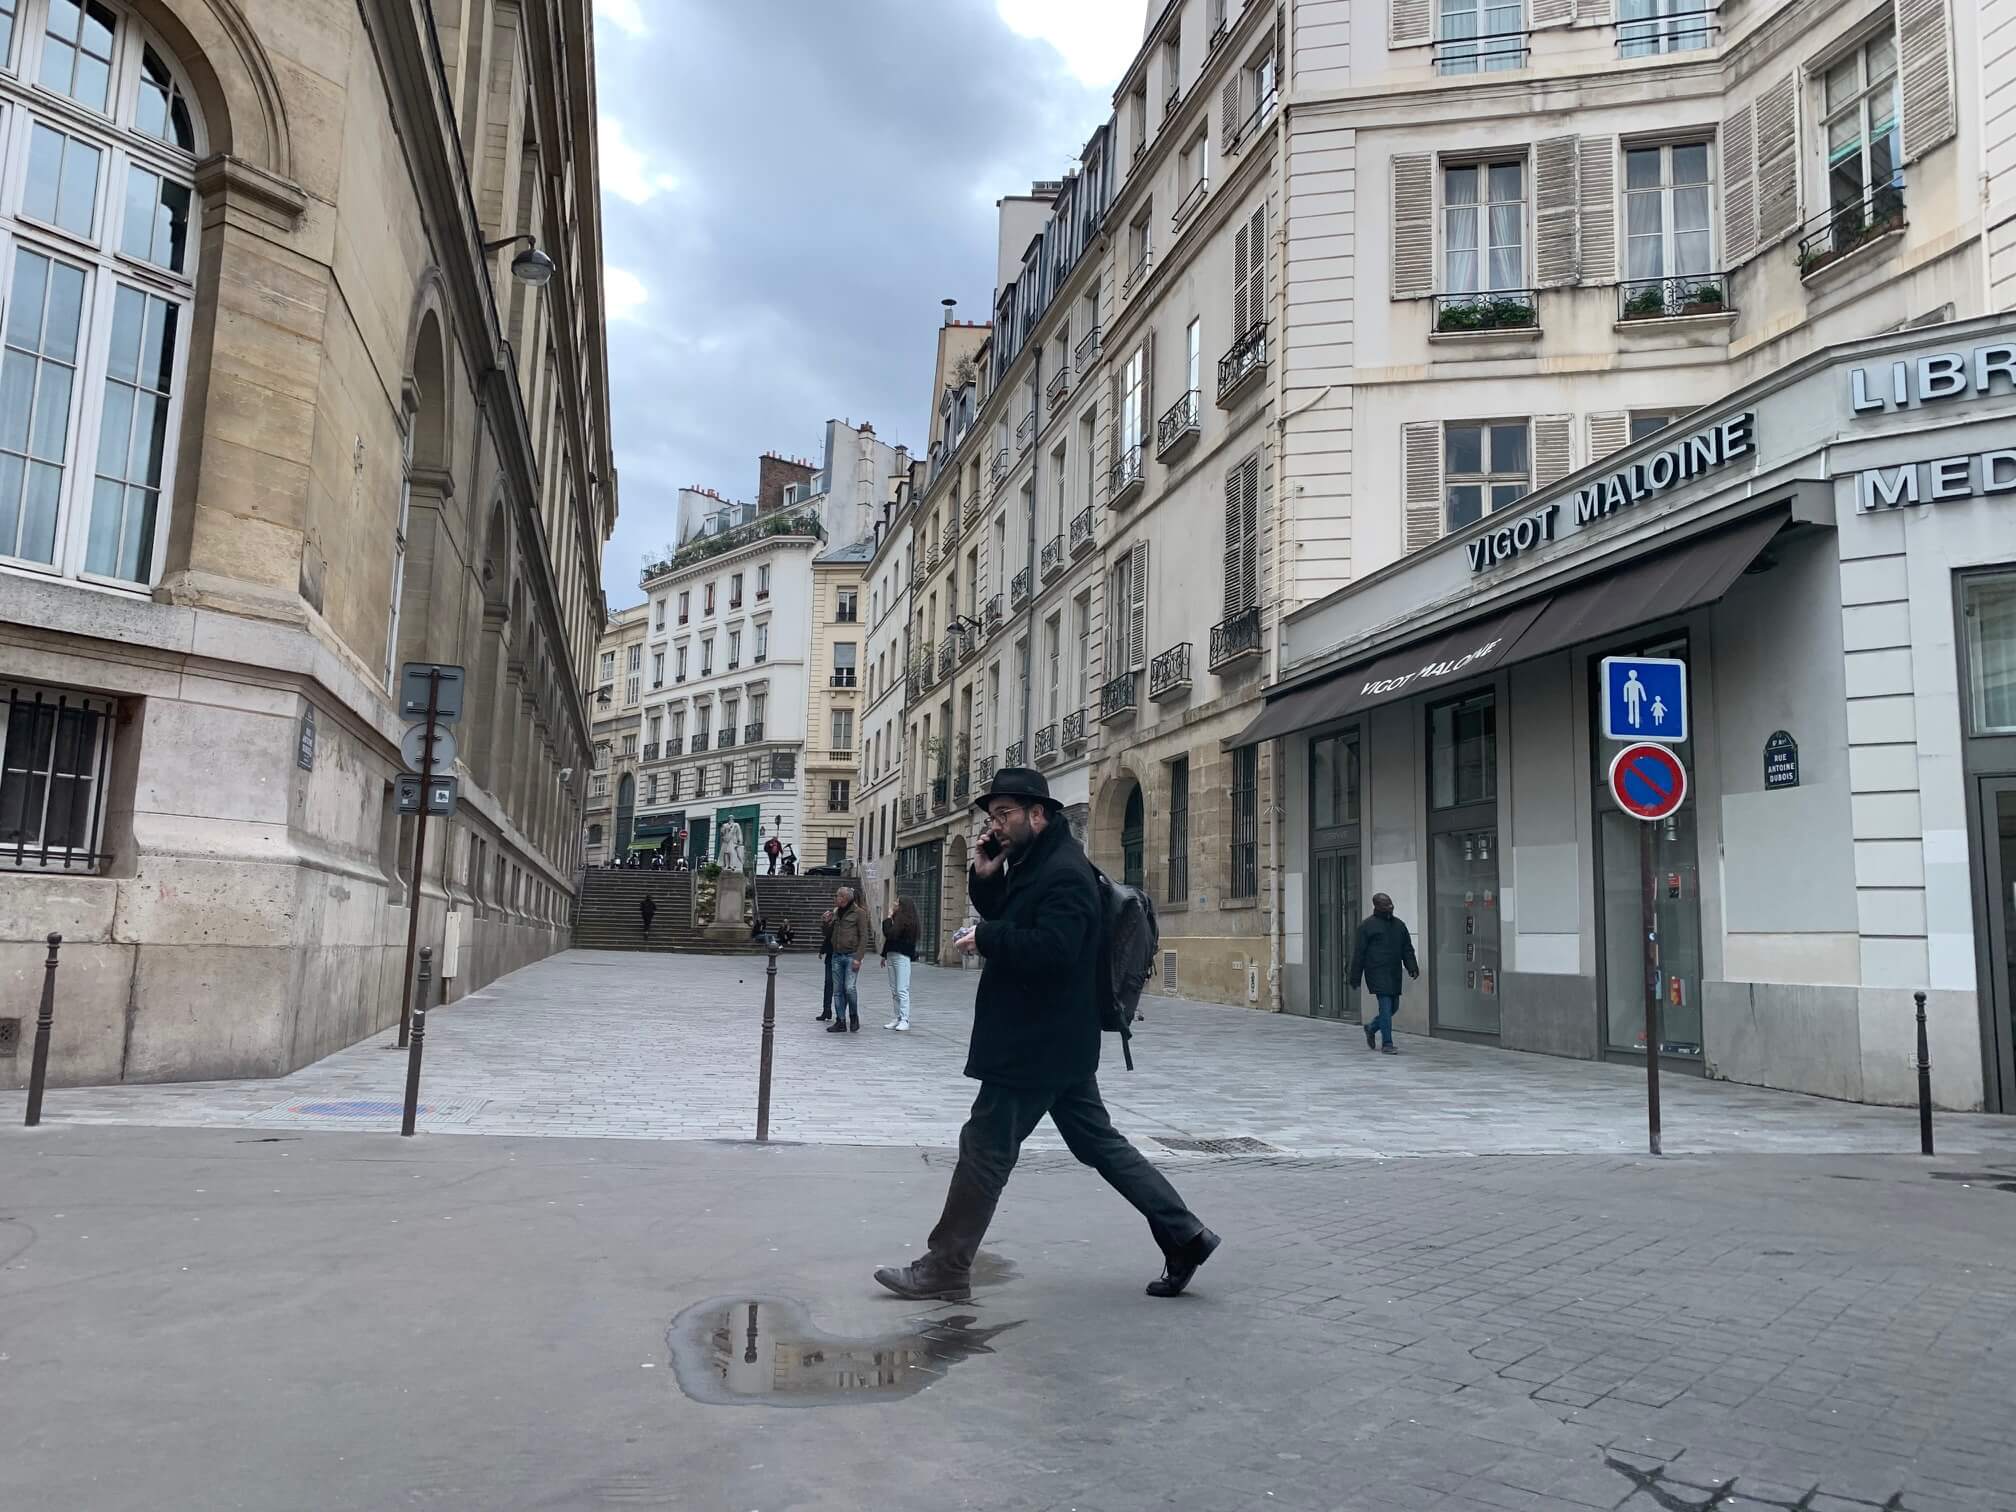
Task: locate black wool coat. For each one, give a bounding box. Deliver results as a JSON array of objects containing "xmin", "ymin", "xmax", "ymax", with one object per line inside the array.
[
  {"xmin": 966, "ymin": 821, "xmax": 1103, "ymax": 1090},
  {"xmin": 1349, "ymin": 913, "xmax": 1419, "ymax": 998}
]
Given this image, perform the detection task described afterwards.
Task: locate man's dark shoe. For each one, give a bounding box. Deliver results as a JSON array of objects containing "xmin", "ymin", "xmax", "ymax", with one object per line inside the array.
[
  {"xmin": 873, "ymin": 1260, "xmax": 972, "ymax": 1302},
  {"xmin": 816, "ymin": 1010, "xmax": 832, "ymax": 1022},
  {"xmin": 826, "ymin": 1018, "xmax": 850, "ymax": 1033},
  {"xmin": 1364, "ymin": 1023, "xmax": 1376, "ymax": 1049},
  {"xmin": 849, "ymin": 1012, "xmax": 860, "ymax": 1032},
  {"xmin": 1147, "ymin": 1228, "xmax": 1221, "ymax": 1298},
  {"xmin": 1381, "ymin": 1043, "xmax": 1399, "ymax": 1055}
]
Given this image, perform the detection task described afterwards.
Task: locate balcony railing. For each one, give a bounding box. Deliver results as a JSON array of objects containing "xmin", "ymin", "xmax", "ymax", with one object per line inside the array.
[
  {"xmin": 830, "ymin": 669, "xmax": 857, "ymax": 688},
  {"xmin": 1033, "ymin": 723, "xmax": 1059, "ymax": 765},
  {"xmin": 717, "ymin": 727, "xmax": 737, "ymax": 750},
  {"xmin": 1149, "ymin": 642, "xmax": 1193, "ymax": 702},
  {"xmin": 1156, "ymin": 389, "xmax": 1201, "ymax": 459},
  {"xmin": 744, "ymin": 723, "xmax": 763, "ymax": 745},
  {"xmin": 900, "ymin": 795, "xmax": 915, "ymax": 827},
  {"xmin": 1208, "ymin": 18, "xmax": 1228, "ymax": 51},
  {"xmin": 1099, "ymin": 669, "xmax": 1139, "ymax": 723},
  {"xmin": 695, "ymin": 730, "xmax": 714, "ymax": 751},
  {"xmin": 984, "ymin": 595, "xmax": 1003, "ymax": 633},
  {"xmin": 973, "ymin": 754, "xmax": 997, "ymax": 790},
  {"xmin": 1124, "ymin": 247, "xmax": 1151, "ymax": 294},
  {"xmin": 1074, "ymin": 325, "xmax": 1101, "ymax": 367},
  {"xmin": 1015, "ymin": 413, "xmax": 1035, "ymax": 454},
  {"xmin": 931, "ymin": 776, "xmax": 950, "ymax": 813},
  {"xmin": 1618, "ymin": 270, "xmax": 1731, "ymax": 322},
  {"xmin": 1432, "ymin": 289, "xmax": 1538, "ymax": 335},
  {"xmin": 1798, "ymin": 181, "xmax": 1906, "ymax": 278},
  {"xmin": 1228, "ymin": 87, "xmax": 1277, "ymax": 154},
  {"xmin": 922, "ymin": 544, "xmax": 940, "ymax": 575},
  {"xmin": 1615, "ymin": 6, "xmax": 1716, "ymax": 55},
  {"xmin": 1218, "ymin": 322, "xmax": 1267, "ymax": 405},
  {"xmin": 938, "ymin": 639, "xmax": 957, "ymax": 680},
  {"xmin": 1069, "ymin": 505, "xmax": 1095, "ymax": 557},
  {"xmin": 946, "ymin": 509, "xmax": 962, "ymax": 543},
  {"xmin": 728, "ymin": 597, "xmax": 742, "ymax": 611},
  {"xmin": 1110, "ymin": 445, "xmax": 1145, "ymax": 506},
  {"xmin": 1210, "ymin": 605, "xmax": 1263, "ymax": 672},
  {"xmin": 641, "ymin": 742, "xmax": 659, "ymax": 761},
  {"xmin": 964, "ymin": 495, "xmax": 983, "ymax": 532},
  {"xmin": 664, "ymin": 735, "xmax": 684, "ymax": 756},
  {"xmin": 1046, "ymin": 364, "xmax": 1070, "ymax": 406},
  {"xmin": 990, "ymin": 447, "xmax": 1010, "ymax": 491},
  {"xmin": 1005, "ymin": 739, "xmax": 1026, "ymax": 767},
  {"xmin": 1040, "ymin": 535, "xmax": 1063, "ymax": 581},
  {"xmin": 906, "ymin": 668, "xmax": 921, "ymax": 703},
  {"xmin": 1061, "ymin": 708, "xmax": 1088, "ymax": 751},
  {"xmin": 1171, "ymin": 176, "xmax": 1208, "ymax": 231},
  {"xmin": 953, "ymin": 768, "xmax": 971, "ymax": 800},
  {"xmin": 1011, "ymin": 567, "xmax": 1032, "ymax": 608},
  {"xmin": 756, "ymin": 585, "xmax": 769, "ymax": 601},
  {"xmin": 917, "ymin": 640, "xmax": 938, "ymax": 687},
  {"xmin": 1434, "ymin": 30, "xmax": 1530, "ymax": 74}
]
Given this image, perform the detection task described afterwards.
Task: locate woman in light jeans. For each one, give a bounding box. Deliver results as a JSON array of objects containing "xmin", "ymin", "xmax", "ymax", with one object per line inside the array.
[{"xmin": 880, "ymin": 897, "xmax": 921, "ymax": 1030}]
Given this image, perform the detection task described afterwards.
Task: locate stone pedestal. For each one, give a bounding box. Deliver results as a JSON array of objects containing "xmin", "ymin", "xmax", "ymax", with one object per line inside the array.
[{"xmin": 704, "ymin": 872, "xmax": 751, "ymax": 945}]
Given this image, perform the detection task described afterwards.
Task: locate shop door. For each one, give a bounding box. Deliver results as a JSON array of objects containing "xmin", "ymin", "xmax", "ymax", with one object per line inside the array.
[
  {"xmin": 1308, "ymin": 730, "xmax": 1363, "ymax": 1021},
  {"xmin": 615, "ymin": 774, "xmax": 635, "ymax": 855},
  {"xmin": 687, "ymin": 817, "xmax": 710, "ymax": 867},
  {"xmin": 897, "ymin": 842, "xmax": 943, "ymax": 957},
  {"xmin": 1428, "ymin": 693, "xmax": 1501, "ymax": 1037},
  {"xmin": 1980, "ymin": 779, "xmax": 2016, "ymax": 1113}
]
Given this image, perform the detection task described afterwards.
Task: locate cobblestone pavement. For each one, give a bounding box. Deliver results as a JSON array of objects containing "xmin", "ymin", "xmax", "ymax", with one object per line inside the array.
[
  {"xmin": 12, "ymin": 948, "xmax": 2016, "ymax": 1155},
  {"xmin": 3, "ymin": 1126, "xmax": 2014, "ymax": 1512}
]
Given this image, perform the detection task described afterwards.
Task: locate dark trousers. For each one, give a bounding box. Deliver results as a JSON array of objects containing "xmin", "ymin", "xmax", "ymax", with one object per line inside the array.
[
  {"xmin": 926, "ymin": 1078, "xmax": 1206, "ymax": 1273},
  {"xmin": 821, "ymin": 957, "xmax": 834, "ymax": 1015}
]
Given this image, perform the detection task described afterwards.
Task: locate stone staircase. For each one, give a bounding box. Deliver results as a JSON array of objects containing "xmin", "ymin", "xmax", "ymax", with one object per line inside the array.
[
  {"xmin": 751, "ymin": 875, "xmax": 856, "ymax": 950},
  {"xmin": 571, "ymin": 870, "xmax": 832, "ymax": 953}
]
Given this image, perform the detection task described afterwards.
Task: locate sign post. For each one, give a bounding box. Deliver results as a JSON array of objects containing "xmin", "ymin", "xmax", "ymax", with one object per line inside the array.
[
  {"xmin": 394, "ymin": 663, "xmax": 464, "ymax": 1049},
  {"xmin": 1607, "ymin": 741, "xmax": 1689, "ymax": 1157}
]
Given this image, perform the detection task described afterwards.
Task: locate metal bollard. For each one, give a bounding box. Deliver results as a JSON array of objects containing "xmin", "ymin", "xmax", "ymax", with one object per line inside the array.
[
  {"xmin": 1914, "ymin": 990, "xmax": 1933, "ymax": 1156},
  {"xmin": 756, "ymin": 941, "xmax": 779, "ymax": 1143},
  {"xmin": 23, "ymin": 933, "xmax": 61, "ymax": 1127},
  {"xmin": 402, "ymin": 947, "xmax": 431, "ymax": 1137}
]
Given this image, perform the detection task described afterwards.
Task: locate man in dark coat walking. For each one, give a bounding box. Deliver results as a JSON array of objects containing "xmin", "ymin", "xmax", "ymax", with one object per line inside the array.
[
  {"xmin": 1349, "ymin": 892, "xmax": 1420, "ymax": 1054},
  {"xmin": 874, "ymin": 768, "xmax": 1219, "ymax": 1303},
  {"xmin": 639, "ymin": 893, "xmax": 657, "ymax": 935}
]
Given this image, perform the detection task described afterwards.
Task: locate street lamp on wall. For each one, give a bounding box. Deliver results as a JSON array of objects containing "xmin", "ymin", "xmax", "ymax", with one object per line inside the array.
[{"xmin": 483, "ymin": 233, "xmax": 556, "ymax": 287}]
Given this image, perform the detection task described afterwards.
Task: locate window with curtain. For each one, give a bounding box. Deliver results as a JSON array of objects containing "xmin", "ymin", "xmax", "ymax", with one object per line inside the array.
[
  {"xmin": 1824, "ymin": 32, "xmax": 1900, "ymax": 219},
  {"xmin": 1438, "ymin": 0, "xmax": 1523, "ymax": 73},
  {"xmin": 1624, "ymin": 141, "xmax": 1713, "ymax": 284},
  {"xmin": 1443, "ymin": 162, "xmax": 1525, "ymax": 292},
  {"xmin": 1618, "ymin": 0, "xmax": 1711, "ymax": 57}
]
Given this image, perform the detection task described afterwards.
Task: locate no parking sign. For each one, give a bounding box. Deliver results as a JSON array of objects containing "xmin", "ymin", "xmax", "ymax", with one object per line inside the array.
[{"xmin": 1607, "ymin": 742, "xmax": 1687, "ymax": 822}]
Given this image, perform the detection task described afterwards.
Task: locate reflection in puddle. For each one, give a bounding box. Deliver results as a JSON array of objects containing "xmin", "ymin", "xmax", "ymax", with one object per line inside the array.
[{"xmin": 666, "ymin": 1296, "xmax": 1023, "ymax": 1407}]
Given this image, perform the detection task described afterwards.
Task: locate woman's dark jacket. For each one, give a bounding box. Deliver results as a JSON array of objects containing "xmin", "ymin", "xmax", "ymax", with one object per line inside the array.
[
  {"xmin": 880, "ymin": 917, "xmax": 920, "ymax": 961},
  {"xmin": 966, "ymin": 821, "xmax": 1102, "ymax": 1090}
]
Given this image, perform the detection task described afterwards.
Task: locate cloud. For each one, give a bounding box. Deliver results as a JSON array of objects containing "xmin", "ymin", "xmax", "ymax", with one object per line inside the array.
[
  {"xmin": 597, "ymin": 0, "xmax": 648, "ymax": 38},
  {"xmin": 592, "ymin": 0, "xmax": 1134, "ymax": 606},
  {"xmin": 997, "ymin": 0, "xmax": 1142, "ymax": 88}
]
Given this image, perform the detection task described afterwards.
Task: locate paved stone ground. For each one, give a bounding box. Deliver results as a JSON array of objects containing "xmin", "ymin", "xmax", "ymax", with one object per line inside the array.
[
  {"xmin": 11, "ymin": 949, "xmax": 2016, "ymax": 1156},
  {"xmin": 3, "ymin": 1125, "xmax": 2014, "ymax": 1512}
]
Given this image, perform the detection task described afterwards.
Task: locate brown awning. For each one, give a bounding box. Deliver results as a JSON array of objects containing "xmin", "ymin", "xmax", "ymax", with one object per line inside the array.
[
  {"xmin": 1229, "ymin": 507, "xmax": 1790, "ymax": 749},
  {"xmin": 1229, "ymin": 598, "xmax": 1550, "ymax": 748},
  {"xmin": 1511, "ymin": 508, "xmax": 1787, "ymax": 663}
]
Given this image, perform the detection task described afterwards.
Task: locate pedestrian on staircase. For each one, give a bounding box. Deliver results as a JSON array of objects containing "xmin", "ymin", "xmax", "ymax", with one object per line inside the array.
[
  {"xmin": 639, "ymin": 893, "xmax": 657, "ymax": 936},
  {"xmin": 880, "ymin": 896, "xmax": 921, "ymax": 1031}
]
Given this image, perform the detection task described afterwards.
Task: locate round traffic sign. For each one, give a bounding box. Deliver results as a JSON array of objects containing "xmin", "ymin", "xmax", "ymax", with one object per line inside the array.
[
  {"xmin": 400, "ymin": 722, "xmax": 458, "ymax": 775},
  {"xmin": 1607, "ymin": 742, "xmax": 1687, "ymax": 821}
]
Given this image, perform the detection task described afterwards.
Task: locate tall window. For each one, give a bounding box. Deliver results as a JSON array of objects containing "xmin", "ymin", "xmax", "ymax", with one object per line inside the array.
[
  {"xmin": 754, "ymin": 622, "xmax": 768, "ymax": 662},
  {"xmin": 1230, "ymin": 747, "xmax": 1258, "ymax": 898},
  {"xmin": 1168, "ymin": 755, "xmax": 1190, "ymax": 904},
  {"xmin": 750, "ymin": 690, "xmax": 766, "ymax": 731},
  {"xmin": 1444, "ymin": 421, "xmax": 1529, "ymax": 531},
  {"xmin": 650, "ymin": 650, "xmax": 663, "ymax": 686},
  {"xmin": 828, "ymin": 779, "xmax": 851, "ymax": 813},
  {"xmin": 832, "ymin": 642, "xmax": 857, "ymax": 686},
  {"xmin": 757, "ymin": 563, "xmax": 770, "ymax": 598},
  {"xmin": 1122, "ymin": 345, "xmax": 1145, "ymax": 457},
  {"xmin": 1623, "ymin": 142, "xmax": 1712, "ymax": 287},
  {"xmin": 599, "ymin": 651, "xmax": 615, "ymax": 684},
  {"xmin": 1185, "ymin": 318, "xmax": 1201, "ymax": 397},
  {"xmin": 1438, "ymin": 0, "xmax": 1523, "ymax": 72},
  {"xmin": 1444, "ymin": 162, "xmax": 1524, "ymax": 291},
  {"xmin": 704, "ymin": 582, "xmax": 716, "ymax": 615},
  {"xmin": 836, "ymin": 587, "xmax": 858, "ymax": 622},
  {"xmin": 654, "ymin": 597, "xmax": 666, "ymax": 630},
  {"xmin": 624, "ymin": 645, "xmax": 640, "ymax": 706},
  {"xmin": 729, "ymin": 571, "xmax": 743, "ymax": 606},
  {"xmin": 1431, "ymin": 691, "xmax": 1497, "ymax": 808},
  {"xmin": 1044, "ymin": 613, "xmax": 1062, "ymax": 721},
  {"xmin": 1619, "ymin": 0, "xmax": 1711, "ymax": 56},
  {"xmin": 1074, "ymin": 591, "xmax": 1092, "ymax": 711},
  {"xmin": 1824, "ymin": 32, "xmax": 1901, "ymax": 221},
  {"xmin": 675, "ymin": 645, "xmax": 688, "ymax": 680},
  {"xmin": 728, "ymin": 629, "xmax": 741, "ymax": 668},
  {"xmin": 700, "ymin": 637, "xmax": 713, "ymax": 676},
  {"xmin": 646, "ymin": 712, "xmax": 661, "ymax": 745},
  {"xmin": 678, "ymin": 591, "xmax": 690, "ymax": 623},
  {"xmin": 1964, "ymin": 571, "xmax": 2016, "ymax": 735},
  {"xmin": 831, "ymin": 708, "xmax": 853, "ymax": 752}
]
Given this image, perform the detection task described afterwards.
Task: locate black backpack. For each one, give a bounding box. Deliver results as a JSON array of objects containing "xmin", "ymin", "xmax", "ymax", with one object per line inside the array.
[{"xmin": 1091, "ymin": 866, "xmax": 1158, "ymax": 1070}]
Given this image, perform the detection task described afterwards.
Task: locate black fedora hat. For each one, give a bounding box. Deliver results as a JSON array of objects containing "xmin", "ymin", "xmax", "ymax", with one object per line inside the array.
[{"xmin": 972, "ymin": 765, "xmax": 1059, "ymax": 813}]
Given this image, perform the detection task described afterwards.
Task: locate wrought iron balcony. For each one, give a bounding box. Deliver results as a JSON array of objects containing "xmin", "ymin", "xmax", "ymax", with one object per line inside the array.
[
  {"xmin": 728, "ymin": 597, "xmax": 742, "ymax": 611},
  {"xmin": 1069, "ymin": 505, "xmax": 1095, "ymax": 557},
  {"xmin": 1156, "ymin": 388, "xmax": 1201, "ymax": 459},
  {"xmin": 1011, "ymin": 567, "xmax": 1032, "ymax": 608},
  {"xmin": 1150, "ymin": 642, "xmax": 1193, "ymax": 702},
  {"xmin": 1040, "ymin": 535, "xmax": 1063, "ymax": 581},
  {"xmin": 1099, "ymin": 669, "xmax": 1139, "ymax": 723},
  {"xmin": 931, "ymin": 777, "xmax": 950, "ymax": 813},
  {"xmin": 953, "ymin": 768, "xmax": 971, "ymax": 800},
  {"xmin": 1045, "ymin": 364, "xmax": 1070, "ymax": 406},
  {"xmin": 946, "ymin": 508, "xmax": 962, "ymax": 542},
  {"xmin": 964, "ymin": 495, "xmax": 984, "ymax": 532},
  {"xmin": 1074, "ymin": 325, "xmax": 1101, "ymax": 367},
  {"xmin": 1218, "ymin": 322, "xmax": 1267, "ymax": 406},
  {"xmin": 1614, "ymin": 6, "xmax": 1715, "ymax": 55},
  {"xmin": 1209, "ymin": 605, "xmax": 1263, "ymax": 672},
  {"xmin": 990, "ymin": 447, "xmax": 1010, "ymax": 491},
  {"xmin": 830, "ymin": 669, "xmax": 857, "ymax": 688},
  {"xmin": 973, "ymin": 754, "xmax": 997, "ymax": 789},
  {"xmin": 1228, "ymin": 87, "xmax": 1277, "ymax": 155},
  {"xmin": 906, "ymin": 668, "xmax": 921, "ymax": 703},
  {"xmin": 716, "ymin": 727, "xmax": 737, "ymax": 750},
  {"xmin": 1005, "ymin": 738, "xmax": 1026, "ymax": 767},
  {"xmin": 1432, "ymin": 288, "xmax": 1539, "ymax": 335},
  {"xmin": 1433, "ymin": 28, "xmax": 1530, "ymax": 74},
  {"xmin": 958, "ymin": 624, "xmax": 980, "ymax": 661},
  {"xmin": 1110, "ymin": 445, "xmax": 1145, "ymax": 506},
  {"xmin": 917, "ymin": 640, "xmax": 938, "ymax": 687},
  {"xmin": 1208, "ymin": 18, "xmax": 1227, "ymax": 50},
  {"xmin": 1798, "ymin": 181, "xmax": 1906, "ymax": 278},
  {"xmin": 900, "ymin": 795, "xmax": 914, "ymax": 827},
  {"xmin": 922, "ymin": 543, "xmax": 940, "ymax": 574},
  {"xmin": 743, "ymin": 723, "xmax": 763, "ymax": 745},
  {"xmin": 938, "ymin": 639, "xmax": 957, "ymax": 680},
  {"xmin": 1061, "ymin": 708, "xmax": 1088, "ymax": 751},
  {"xmin": 695, "ymin": 730, "xmax": 714, "ymax": 751},
  {"xmin": 1015, "ymin": 413, "xmax": 1035, "ymax": 453},
  {"xmin": 664, "ymin": 735, "xmax": 684, "ymax": 756},
  {"xmin": 1164, "ymin": 84, "xmax": 1181, "ymax": 117},
  {"xmin": 1618, "ymin": 270, "xmax": 1731, "ymax": 321},
  {"xmin": 984, "ymin": 595, "xmax": 1003, "ymax": 633},
  {"xmin": 1033, "ymin": 723, "xmax": 1060, "ymax": 765},
  {"xmin": 1171, "ymin": 176, "xmax": 1208, "ymax": 231},
  {"xmin": 1123, "ymin": 246, "xmax": 1151, "ymax": 295}
]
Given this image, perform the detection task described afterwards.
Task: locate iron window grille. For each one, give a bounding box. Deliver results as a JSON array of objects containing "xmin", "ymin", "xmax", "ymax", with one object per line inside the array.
[
  {"xmin": 2, "ymin": 683, "xmax": 116, "ymax": 873},
  {"xmin": 1230, "ymin": 744, "xmax": 1258, "ymax": 898}
]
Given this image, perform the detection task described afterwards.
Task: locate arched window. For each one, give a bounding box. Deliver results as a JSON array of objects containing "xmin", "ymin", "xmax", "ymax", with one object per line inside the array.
[{"xmin": 0, "ymin": 2, "xmax": 203, "ymax": 588}]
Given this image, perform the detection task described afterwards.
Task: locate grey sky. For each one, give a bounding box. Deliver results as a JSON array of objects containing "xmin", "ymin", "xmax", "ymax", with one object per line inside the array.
[{"xmin": 590, "ymin": 0, "xmax": 1141, "ymax": 609}]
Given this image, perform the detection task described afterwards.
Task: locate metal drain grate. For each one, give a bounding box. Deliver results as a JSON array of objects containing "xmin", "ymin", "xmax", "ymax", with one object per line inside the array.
[
  {"xmin": 249, "ymin": 1097, "xmax": 489, "ymax": 1126},
  {"xmin": 1154, "ymin": 1136, "xmax": 1281, "ymax": 1156}
]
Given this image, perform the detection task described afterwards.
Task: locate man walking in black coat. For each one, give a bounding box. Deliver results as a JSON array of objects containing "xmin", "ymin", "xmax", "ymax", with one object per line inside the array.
[
  {"xmin": 874, "ymin": 768, "xmax": 1219, "ymax": 1303},
  {"xmin": 1349, "ymin": 891, "xmax": 1420, "ymax": 1054}
]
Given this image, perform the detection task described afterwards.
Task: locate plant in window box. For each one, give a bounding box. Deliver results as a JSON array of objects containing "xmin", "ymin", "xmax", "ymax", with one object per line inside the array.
[
  {"xmin": 1680, "ymin": 282, "xmax": 1725, "ymax": 314},
  {"xmin": 1621, "ymin": 287, "xmax": 1667, "ymax": 321}
]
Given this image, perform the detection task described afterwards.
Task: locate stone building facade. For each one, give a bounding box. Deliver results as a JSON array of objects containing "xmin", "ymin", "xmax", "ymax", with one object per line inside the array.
[
  {"xmin": 0, "ymin": 0, "xmax": 613, "ymax": 1086},
  {"xmin": 584, "ymin": 601, "xmax": 647, "ymax": 865},
  {"xmin": 802, "ymin": 538, "xmax": 871, "ymax": 869}
]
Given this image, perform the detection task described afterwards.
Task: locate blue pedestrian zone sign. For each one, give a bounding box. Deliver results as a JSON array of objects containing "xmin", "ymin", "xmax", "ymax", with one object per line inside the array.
[{"xmin": 1601, "ymin": 655, "xmax": 1688, "ymax": 743}]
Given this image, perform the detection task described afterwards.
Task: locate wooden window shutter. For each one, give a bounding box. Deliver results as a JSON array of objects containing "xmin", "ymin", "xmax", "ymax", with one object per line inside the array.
[
  {"xmin": 1532, "ymin": 416, "xmax": 1574, "ymax": 489},
  {"xmin": 1223, "ymin": 466, "xmax": 1244, "ymax": 616},
  {"xmin": 1128, "ymin": 540, "xmax": 1149, "ymax": 669},
  {"xmin": 1402, "ymin": 421, "xmax": 1443, "ymax": 553},
  {"xmin": 1532, "ymin": 0, "xmax": 1573, "ymax": 27},
  {"xmin": 1391, "ymin": 153, "xmax": 1435, "ymax": 298},
  {"xmin": 1900, "ymin": 0, "xmax": 1957, "ymax": 162},
  {"xmin": 1588, "ymin": 412, "xmax": 1630, "ymax": 464},
  {"xmin": 1232, "ymin": 215, "xmax": 1251, "ymax": 338},
  {"xmin": 1391, "ymin": 0, "xmax": 1432, "ymax": 48},
  {"xmin": 1721, "ymin": 102, "xmax": 1756, "ymax": 266},
  {"xmin": 1220, "ymin": 75, "xmax": 1243, "ymax": 156},
  {"xmin": 1573, "ymin": 0, "xmax": 1609, "ymax": 17},
  {"xmin": 1535, "ymin": 136, "xmax": 1581, "ymax": 287},
  {"xmin": 1578, "ymin": 136, "xmax": 1617, "ymax": 284},
  {"xmin": 1753, "ymin": 76, "xmax": 1800, "ymax": 246},
  {"xmin": 1245, "ymin": 205, "xmax": 1267, "ymax": 332},
  {"xmin": 1239, "ymin": 453, "xmax": 1260, "ymax": 612}
]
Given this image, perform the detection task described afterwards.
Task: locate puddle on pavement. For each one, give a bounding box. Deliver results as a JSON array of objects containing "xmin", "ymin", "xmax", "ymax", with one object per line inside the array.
[{"xmin": 665, "ymin": 1296, "xmax": 1022, "ymax": 1407}]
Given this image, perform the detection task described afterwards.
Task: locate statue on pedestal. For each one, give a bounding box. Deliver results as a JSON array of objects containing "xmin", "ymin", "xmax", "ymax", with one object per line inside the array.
[{"xmin": 719, "ymin": 821, "xmax": 748, "ymax": 876}]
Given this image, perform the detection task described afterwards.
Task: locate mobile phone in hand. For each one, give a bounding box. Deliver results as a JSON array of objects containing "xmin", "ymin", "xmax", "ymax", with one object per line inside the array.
[{"xmin": 977, "ymin": 832, "xmax": 1004, "ymax": 860}]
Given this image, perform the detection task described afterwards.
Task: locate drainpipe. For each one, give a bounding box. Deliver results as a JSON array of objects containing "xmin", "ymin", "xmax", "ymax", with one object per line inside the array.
[
  {"xmin": 1019, "ymin": 348, "xmax": 1042, "ymax": 756},
  {"xmin": 1264, "ymin": 6, "xmax": 1293, "ymax": 1019}
]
